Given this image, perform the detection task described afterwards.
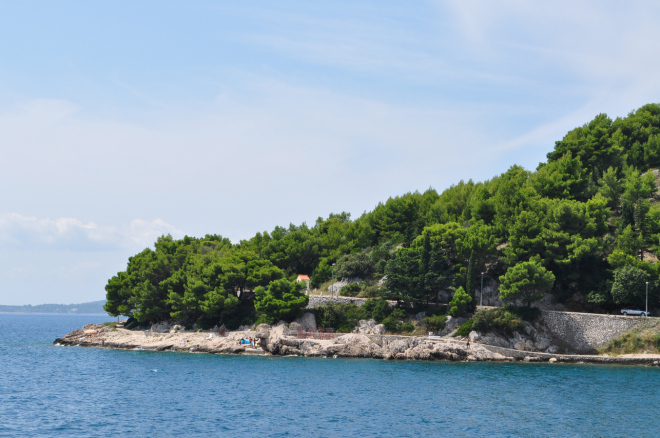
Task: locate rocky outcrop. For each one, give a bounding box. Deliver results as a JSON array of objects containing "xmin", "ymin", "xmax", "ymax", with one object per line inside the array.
[
  {"xmin": 354, "ymin": 320, "xmax": 386, "ymax": 335},
  {"xmin": 468, "ymin": 321, "xmax": 558, "ymax": 353},
  {"xmin": 55, "ymin": 322, "xmax": 507, "ymax": 363},
  {"xmin": 54, "ymin": 321, "xmax": 660, "ymax": 365}
]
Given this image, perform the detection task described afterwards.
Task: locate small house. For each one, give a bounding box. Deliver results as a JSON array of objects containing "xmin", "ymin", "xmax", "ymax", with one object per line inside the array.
[{"xmin": 296, "ymin": 274, "xmax": 310, "ymax": 294}]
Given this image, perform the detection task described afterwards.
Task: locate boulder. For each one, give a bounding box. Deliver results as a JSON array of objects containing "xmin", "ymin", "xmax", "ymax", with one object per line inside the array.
[
  {"xmin": 255, "ymin": 324, "xmax": 271, "ymax": 339},
  {"xmin": 439, "ymin": 316, "xmax": 466, "ymax": 336},
  {"xmin": 357, "ymin": 320, "xmax": 386, "ymax": 335}
]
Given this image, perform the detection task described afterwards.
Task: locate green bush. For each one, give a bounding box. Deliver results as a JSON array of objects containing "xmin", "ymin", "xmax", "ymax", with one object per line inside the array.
[
  {"xmin": 251, "ymin": 314, "xmax": 271, "ymax": 329},
  {"xmin": 423, "ymin": 314, "xmax": 447, "ymax": 333},
  {"xmin": 340, "ymin": 282, "xmax": 361, "ymax": 297},
  {"xmin": 600, "ymin": 322, "xmax": 660, "ymax": 355},
  {"xmin": 425, "ymin": 305, "xmax": 448, "ymax": 317},
  {"xmin": 335, "ymin": 252, "xmax": 375, "ymax": 279},
  {"xmin": 314, "ymin": 303, "xmax": 370, "ymax": 333},
  {"xmin": 254, "ymin": 279, "xmax": 308, "ymax": 324},
  {"xmin": 448, "ymin": 287, "xmax": 472, "ymax": 317},
  {"xmin": 507, "ymin": 305, "xmax": 541, "ymax": 322},
  {"xmin": 382, "ymin": 308, "xmax": 405, "ymax": 332},
  {"xmin": 362, "ymin": 297, "xmax": 391, "ymax": 322},
  {"xmin": 455, "ymin": 319, "xmax": 473, "ymax": 337},
  {"xmin": 471, "ymin": 308, "xmax": 525, "ymax": 336},
  {"xmin": 401, "ymin": 322, "xmax": 415, "ymax": 333}
]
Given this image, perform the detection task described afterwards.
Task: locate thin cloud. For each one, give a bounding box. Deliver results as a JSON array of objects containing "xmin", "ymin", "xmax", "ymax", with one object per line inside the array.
[{"xmin": 0, "ymin": 214, "xmax": 184, "ymax": 251}]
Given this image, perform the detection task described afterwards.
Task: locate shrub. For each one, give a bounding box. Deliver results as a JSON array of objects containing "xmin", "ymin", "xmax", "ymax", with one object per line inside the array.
[
  {"xmin": 499, "ymin": 260, "xmax": 555, "ymax": 307},
  {"xmin": 423, "ymin": 314, "xmax": 447, "ymax": 333},
  {"xmin": 251, "ymin": 314, "xmax": 271, "ymax": 329},
  {"xmin": 448, "ymin": 287, "xmax": 472, "ymax": 317},
  {"xmin": 362, "ymin": 297, "xmax": 391, "ymax": 322},
  {"xmin": 471, "ymin": 308, "xmax": 525, "ymax": 336},
  {"xmin": 335, "ymin": 252, "xmax": 375, "ymax": 279},
  {"xmin": 401, "ymin": 322, "xmax": 415, "ymax": 333},
  {"xmin": 611, "ymin": 264, "xmax": 656, "ymax": 308},
  {"xmin": 471, "ymin": 310, "xmax": 493, "ymax": 331},
  {"xmin": 340, "ymin": 282, "xmax": 361, "ymax": 297},
  {"xmin": 507, "ymin": 305, "xmax": 541, "ymax": 322},
  {"xmin": 314, "ymin": 303, "xmax": 370, "ymax": 333},
  {"xmin": 455, "ymin": 319, "xmax": 473, "ymax": 337},
  {"xmin": 600, "ymin": 322, "xmax": 660, "ymax": 355},
  {"xmin": 382, "ymin": 308, "xmax": 405, "ymax": 332},
  {"xmin": 254, "ymin": 279, "xmax": 308, "ymax": 324}
]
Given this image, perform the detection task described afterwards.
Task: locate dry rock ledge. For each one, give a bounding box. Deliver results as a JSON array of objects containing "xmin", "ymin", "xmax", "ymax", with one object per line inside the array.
[{"xmin": 55, "ymin": 323, "xmax": 660, "ymax": 366}]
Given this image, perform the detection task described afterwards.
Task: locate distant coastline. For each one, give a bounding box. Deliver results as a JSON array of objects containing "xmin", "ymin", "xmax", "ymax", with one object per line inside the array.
[{"xmin": 0, "ymin": 300, "xmax": 107, "ymax": 315}]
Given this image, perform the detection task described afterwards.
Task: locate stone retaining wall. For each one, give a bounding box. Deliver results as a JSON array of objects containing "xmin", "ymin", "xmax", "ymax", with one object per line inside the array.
[
  {"xmin": 306, "ymin": 296, "xmax": 370, "ymax": 309},
  {"xmin": 540, "ymin": 310, "xmax": 649, "ymax": 352},
  {"xmin": 305, "ymin": 296, "xmax": 397, "ymax": 309}
]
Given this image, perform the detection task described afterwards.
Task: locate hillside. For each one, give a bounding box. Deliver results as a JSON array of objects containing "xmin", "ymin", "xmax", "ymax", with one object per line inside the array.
[{"xmin": 103, "ymin": 104, "xmax": 660, "ymax": 330}]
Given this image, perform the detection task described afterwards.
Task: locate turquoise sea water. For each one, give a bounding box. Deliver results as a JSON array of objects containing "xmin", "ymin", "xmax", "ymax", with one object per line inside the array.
[{"xmin": 1, "ymin": 313, "xmax": 660, "ymax": 437}]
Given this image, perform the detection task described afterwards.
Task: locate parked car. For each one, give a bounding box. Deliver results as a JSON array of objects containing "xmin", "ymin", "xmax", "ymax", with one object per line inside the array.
[{"xmin": 621, "ymin": 309, "xmax": 651, "ymax": 316}]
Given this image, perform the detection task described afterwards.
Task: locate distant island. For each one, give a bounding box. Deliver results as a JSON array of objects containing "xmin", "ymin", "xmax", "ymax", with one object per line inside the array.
[{"xmin": 0, "ymin": 300, "xmax": 107, "ymax": 315}]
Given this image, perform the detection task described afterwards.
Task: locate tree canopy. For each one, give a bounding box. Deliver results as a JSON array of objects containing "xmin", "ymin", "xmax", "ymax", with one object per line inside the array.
[{"xmin": 105, "ymin": 103, "xmax": 660, "ymax": 327}]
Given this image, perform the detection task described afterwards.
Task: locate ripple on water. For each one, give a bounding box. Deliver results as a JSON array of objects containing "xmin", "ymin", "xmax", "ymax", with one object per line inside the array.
[{"xmin": 1, "ymin": 314, "xmax": 660, "ymax": 437}]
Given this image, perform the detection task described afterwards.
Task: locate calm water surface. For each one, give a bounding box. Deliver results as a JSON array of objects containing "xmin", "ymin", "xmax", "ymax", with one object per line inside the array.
[{"xmin": 1, "ymin": 313, "xmax": 659, "ymax": 437}]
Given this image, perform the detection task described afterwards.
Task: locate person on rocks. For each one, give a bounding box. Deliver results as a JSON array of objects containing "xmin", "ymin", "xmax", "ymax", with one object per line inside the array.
[{"xmin": 466, "ymin": 338, "xmax": 470, "ymax": 350}]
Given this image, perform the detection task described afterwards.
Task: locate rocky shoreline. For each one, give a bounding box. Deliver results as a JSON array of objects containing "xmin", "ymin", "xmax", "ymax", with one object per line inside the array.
[{"xmin": 54, "ymin": 322, "xmax": 660, "ymax": 366}]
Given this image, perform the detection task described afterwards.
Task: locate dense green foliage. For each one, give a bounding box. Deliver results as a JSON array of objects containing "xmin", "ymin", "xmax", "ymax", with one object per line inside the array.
[
  {"xmin": 455, "ymin": 319, "xmax": 473, "ymax": 337},
  {"xmin": 339, "ymin": 282, "xmax": 361, "ymax": 297},
  {"xmin": 422, "ymin": 314, "xmax": 447, "ymax": 332},
  {"xmin": 499, "ymin": 260, "xmax": 555, "ymax": 307},
  {"xmin": 448, "ymin": 287, "xmax": 472, "ymax": 317},
  {"xmin": 254, "ymin": 279, "xmax": 308, "ymax": 324},
  {"xmin": 314, "ymin": 298, "xmax": 394, "ymax": 332},
  {"xmin": 105, "ymin": 104, "xmax": 660, "ymax": 328}
]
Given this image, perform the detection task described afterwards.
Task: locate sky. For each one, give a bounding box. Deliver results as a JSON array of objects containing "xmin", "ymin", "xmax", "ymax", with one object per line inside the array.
[{"xmin": 1, "ymin": 1, "xmax": 660, "ymax": 305}]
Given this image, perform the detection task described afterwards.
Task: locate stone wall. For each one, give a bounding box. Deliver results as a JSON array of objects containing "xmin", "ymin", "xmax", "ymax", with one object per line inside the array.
[
  {"xmin": 540, "ymin": 310, "xmax": 647, "ymax": 353},
  {"xmin": 306, "ymin": 296, "xmax": 370, "ymax": 309},
  {"xmin": 305, "ymin": 296, "xmax": 397, "ymax": 309}
]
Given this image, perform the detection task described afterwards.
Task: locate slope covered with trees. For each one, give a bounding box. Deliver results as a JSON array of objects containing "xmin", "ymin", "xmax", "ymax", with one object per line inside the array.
[{"xmin": 105, "ymin": 104, "xmax": 660, "ymax": 328}]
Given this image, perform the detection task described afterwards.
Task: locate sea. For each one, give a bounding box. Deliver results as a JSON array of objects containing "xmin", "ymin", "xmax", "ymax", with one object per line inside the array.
[{"xmin": 1, "ymin": 313, "xmax": 659, "ymax": 438}]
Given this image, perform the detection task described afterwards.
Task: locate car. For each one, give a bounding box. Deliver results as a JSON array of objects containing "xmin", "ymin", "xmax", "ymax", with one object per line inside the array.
[{"xmin": 621, "ymin": 309, "xmax": 651, "ymax": 317}]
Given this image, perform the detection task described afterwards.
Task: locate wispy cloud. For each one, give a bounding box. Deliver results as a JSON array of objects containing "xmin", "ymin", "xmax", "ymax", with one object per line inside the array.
[{"xmin": 0, "ymin": 214, "xmax": 183, "ymax": 251}]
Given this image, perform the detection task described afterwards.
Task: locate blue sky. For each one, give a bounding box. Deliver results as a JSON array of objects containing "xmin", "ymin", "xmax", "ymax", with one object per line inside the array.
[{"xmin": 2, "ymin": 1, "xmax": 660, "ymax": 305}]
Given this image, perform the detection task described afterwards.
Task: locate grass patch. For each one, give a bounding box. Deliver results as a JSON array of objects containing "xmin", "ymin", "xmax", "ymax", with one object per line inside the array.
[
  {"xmin": 600, "ymin": 320, "xmax": 660, "ymax": 355},
  {"xmin": 103, "ymin": 322, "xmax": 117, "ymax": 328}
]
